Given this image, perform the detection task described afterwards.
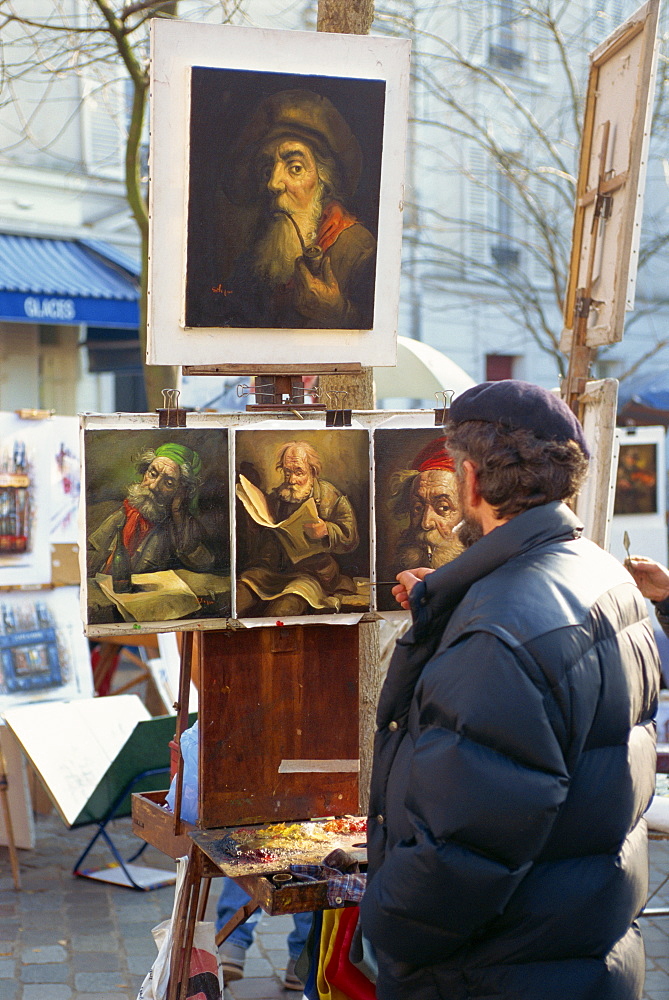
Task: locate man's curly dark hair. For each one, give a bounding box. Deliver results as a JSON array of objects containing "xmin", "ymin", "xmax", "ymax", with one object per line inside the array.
[{"xmin": 445, "ymin": 421, "xmax": 589, "ymax": 519}]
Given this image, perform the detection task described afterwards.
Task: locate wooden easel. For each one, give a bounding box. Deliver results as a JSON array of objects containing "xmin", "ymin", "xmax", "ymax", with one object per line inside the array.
[
  {"xmin": 132, "ymin": 616, "xmax": 362, "ymax": 1000},
  {"xmin": 561, "ymin": 0, "xmax": 660, "ymax": 422}
]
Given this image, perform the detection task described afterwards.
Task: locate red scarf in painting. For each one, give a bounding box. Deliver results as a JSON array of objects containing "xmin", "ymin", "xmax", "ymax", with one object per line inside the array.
[
  {"xmin": 121, "ymin": 499, "xmax": 153, "ymax": 556},
  {"xmin": 103, "ymin": 500, "xmax": 153, "ymax": 573},
  {"xmin": 316, "ymin": 201, "xmax": 357, "ymax": 252}
]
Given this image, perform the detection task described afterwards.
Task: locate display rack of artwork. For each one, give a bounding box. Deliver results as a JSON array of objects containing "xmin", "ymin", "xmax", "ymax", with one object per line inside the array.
[
  {"xmin": 128, "ymin": 8, "xmax": 655, "ymax": 991},
  {"xmin": 80, "ymin": 411, "xmax": 467, "ymax": 635}
]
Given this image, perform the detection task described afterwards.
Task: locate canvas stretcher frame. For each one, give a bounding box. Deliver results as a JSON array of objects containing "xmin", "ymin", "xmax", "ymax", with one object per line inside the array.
[{"xmin": 561, "ymin": 0, "xmax": 660, "ymax": 353}]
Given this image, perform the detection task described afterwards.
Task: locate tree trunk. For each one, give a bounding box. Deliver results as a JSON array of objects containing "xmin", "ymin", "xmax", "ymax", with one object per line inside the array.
[
  {"xmin": 316, "ymin": 0, "xmax": 374, "ymax": 34},
  {"xmin": 317, "ymin": 0, "xmax": 376, "ymax": 413},
  {"xmin": 138, "ymin": 228, "xmax": 179, "ymax": 410},
  {"xmin": 317, "ymin": 0, "xmax": 379, "ymax": 814},
  {"xmin": 320, "ymin": 369, "xmax": 375, "ymax": 411}
]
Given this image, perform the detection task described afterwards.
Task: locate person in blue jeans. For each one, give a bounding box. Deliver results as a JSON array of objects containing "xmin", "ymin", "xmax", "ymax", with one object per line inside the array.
[{"xmin": 216, "ymin": 878, "xmax": 311, "ymax": 990}]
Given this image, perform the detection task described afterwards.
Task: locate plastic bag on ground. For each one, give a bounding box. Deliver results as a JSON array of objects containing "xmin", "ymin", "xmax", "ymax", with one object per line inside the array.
[{"xmin": 136, "ymin": 854, "xmax": 222, "ymax": 1000}]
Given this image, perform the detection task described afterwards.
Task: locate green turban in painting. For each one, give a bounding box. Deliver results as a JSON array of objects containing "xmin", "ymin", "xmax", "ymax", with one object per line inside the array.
[{"xmin": 154, "ymin": 443, "xmax": 202, "ymax": 515}]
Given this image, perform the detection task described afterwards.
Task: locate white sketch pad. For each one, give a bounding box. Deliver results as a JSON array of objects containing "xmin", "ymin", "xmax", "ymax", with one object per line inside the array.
[
  {"xmin": 147, "ymin": 19, "xmax": 410, "ymax": 368},
  {"xmin": 4, "ymin": 695, "xmax": 150, "ymax": 827}
]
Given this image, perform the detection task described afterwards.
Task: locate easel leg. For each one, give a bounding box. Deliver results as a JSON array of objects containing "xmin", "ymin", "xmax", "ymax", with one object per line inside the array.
[
  {"xmin": 0, "ymin": 761, "xmax": 20, "ymax": 890},
  {"xmin": 178, "ymin": 855, "xmax": 202, "ymax": 1000},
  {"xmin": 215, "ymin": 900, "xmax": 261, "ymax": 946},
  {"xmin": 197, "ymin": 878, "xmax": 211, "ymax": 921},
  {"xmin": 167, "ymin": 847, "xmax": 204, "ymax": 1000}
]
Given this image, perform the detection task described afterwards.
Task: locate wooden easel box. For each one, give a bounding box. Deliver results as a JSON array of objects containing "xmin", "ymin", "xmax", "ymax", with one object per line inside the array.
[
  {"xmin": 133, "ymin": 624, "xmax": 360, "ymax": 875},
  {"xmin": 200, "ymin": 625, "xmax": 359, "ymax": 828},
  {"xmin": 131, "ymin": 790, "xmax": 196, "ymax": 861}
]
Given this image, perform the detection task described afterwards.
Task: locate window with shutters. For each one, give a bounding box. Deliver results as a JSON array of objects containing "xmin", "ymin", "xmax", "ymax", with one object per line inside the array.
[
  {"xmin": 462, "ymin": 0, "xmax": 491, "ymax": 65},
  {"xmin": 82, "ymin": 77, "xmax": 125, "ymax": 180},
  {"xmin": 466, "ymin": 144, "xmax": 490, "ymax": 269},
  {"xmin": 488, "ymin": 0, "xmax": 525, "ymax": 73},
  {"xmin": 528, "ymin": 12, "xmax": 552, "ymax": 81},
  {"xmin": 591, "ymin": 0, "xmax": 626, "ymax": 43},
  {"xmin": 491, "ymin": 157, "xmax": 521, "ymax": 269}
]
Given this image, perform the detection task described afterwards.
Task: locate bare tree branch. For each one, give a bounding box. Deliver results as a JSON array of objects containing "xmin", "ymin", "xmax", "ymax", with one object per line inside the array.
[{"xmin": 375, "ymin": 0, "xmax": 669, "ymax": 383}]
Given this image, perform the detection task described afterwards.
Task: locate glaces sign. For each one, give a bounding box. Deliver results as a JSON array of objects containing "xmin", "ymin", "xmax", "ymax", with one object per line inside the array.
[{"xmin": 24, "ymin": 297, "xmax": 76, "ymax": 321}]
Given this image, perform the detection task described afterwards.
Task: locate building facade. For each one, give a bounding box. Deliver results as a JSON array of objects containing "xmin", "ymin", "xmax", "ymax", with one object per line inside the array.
[
  {"xmin": 0, "ymin": 0, "xmax": 150, "ymax": 414},
  {"xmin": 378, "ymin": 0, "xmax": 669, "ymax": 400},
  {"xmin": 0, "ymin": 0, "xmax": 666, "ymax": 414}
]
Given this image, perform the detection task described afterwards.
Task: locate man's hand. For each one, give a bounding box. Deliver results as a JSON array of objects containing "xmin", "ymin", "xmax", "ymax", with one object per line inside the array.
[
  {"xmin": 625, "ymin": 555, "xmax": 669, "ymax": 602},
  {"xmin": 304, "ymin": 519, "xmax": 328, "ymax": 540},
  {"xmin": 392, "ymin": 567, "xmax": 434, "ymax": 610},
  {"xmin": 293, "ymin": 257, "xmax": 346, "ymax": 325}
]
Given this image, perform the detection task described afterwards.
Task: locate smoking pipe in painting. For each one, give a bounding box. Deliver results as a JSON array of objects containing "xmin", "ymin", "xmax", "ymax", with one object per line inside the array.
[{"xmin": 274, "ymin": 209, "xmax": 324, "ymax": 276}]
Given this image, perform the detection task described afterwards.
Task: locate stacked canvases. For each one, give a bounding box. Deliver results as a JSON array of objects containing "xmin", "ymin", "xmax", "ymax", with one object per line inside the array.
[{"xmin": 80, "ymin": 416, "xmax": 464, "ymax": 636}]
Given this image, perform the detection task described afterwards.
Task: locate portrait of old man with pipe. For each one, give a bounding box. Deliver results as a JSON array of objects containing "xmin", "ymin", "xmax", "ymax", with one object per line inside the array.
[{"xmin": 210, "ymin": 88, "xmax": 377, "ymax": 330}]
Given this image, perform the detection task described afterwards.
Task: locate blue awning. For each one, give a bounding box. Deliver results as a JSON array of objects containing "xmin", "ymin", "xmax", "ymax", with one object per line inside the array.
[
  {"xmin": 0, "ymin": 234, "xmax": 140, "ymax": 328},
  {"xmin": 618, "ymin": 369, "xmax": 669, "ymax": 414}
]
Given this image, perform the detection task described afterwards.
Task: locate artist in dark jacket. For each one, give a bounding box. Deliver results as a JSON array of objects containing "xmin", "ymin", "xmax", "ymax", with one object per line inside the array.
[{"xmin": 361, "ymin": 380, "xmax": 660, "ymax": 1000}]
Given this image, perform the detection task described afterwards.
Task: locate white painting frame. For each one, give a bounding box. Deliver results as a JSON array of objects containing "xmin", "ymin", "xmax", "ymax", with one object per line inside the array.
[{"xmin": 147, "ymin": 19, "xmax": 410, "ymax": 369}]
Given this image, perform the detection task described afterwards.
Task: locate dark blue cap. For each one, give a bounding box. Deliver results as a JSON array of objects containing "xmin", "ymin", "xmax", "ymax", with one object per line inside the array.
[{"xmin": 449, "ymin": 380, "xmax": 590, "ymax": 458}]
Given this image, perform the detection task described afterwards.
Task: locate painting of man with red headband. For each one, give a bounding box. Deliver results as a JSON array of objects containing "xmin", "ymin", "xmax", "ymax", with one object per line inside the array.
[{"xmin": 375, "ymin": 430, "xmax": 464, "ymax": 611}]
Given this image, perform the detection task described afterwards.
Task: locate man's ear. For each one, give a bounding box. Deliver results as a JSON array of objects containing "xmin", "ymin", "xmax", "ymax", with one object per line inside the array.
[{"xmin": 462, "ymin": 460, "xmax": 482, "ymax": 508}]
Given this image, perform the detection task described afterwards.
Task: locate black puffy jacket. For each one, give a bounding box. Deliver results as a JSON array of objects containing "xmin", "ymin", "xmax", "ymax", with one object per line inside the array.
[{"xmin": 361, "ymin": 502, "xmax": 659, "ymax": 1000}]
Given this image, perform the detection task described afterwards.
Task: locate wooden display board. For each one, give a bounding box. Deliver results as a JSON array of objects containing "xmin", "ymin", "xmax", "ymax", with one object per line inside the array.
[
  {"xmin": 197, "ymin": 625, "xmax": 359, "ymax": 827},
  {"xmin": 572, "ymin": 379, "xmax": 620, "ymax": 551},
  {"xmin": 80, "ymin": 410, "xmax": 457, "ymax": 635}
]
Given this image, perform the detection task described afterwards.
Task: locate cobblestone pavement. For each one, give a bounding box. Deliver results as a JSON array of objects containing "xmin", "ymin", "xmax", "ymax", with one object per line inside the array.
[{"xmin": 0, "ymin": 811, "xmax": 667, "ymax": 1000}]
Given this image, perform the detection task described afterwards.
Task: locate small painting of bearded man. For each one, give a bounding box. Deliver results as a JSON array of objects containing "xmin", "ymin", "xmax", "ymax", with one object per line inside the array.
[
  {"xmin": 234, "ymin": 429, "xmax": 370, "ymax": 619},
  {"xmin": 388, "ymin": 437, "xmax": 464, "ymax": 574},
  {"xmin": 87, "ymin": 443, "xmax": 216, "ymax": 578}
]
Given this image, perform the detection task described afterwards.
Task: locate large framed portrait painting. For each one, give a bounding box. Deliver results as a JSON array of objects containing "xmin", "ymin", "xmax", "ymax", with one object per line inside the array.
[{"xmin": 147, "ymin": 20, "xmax": 410, "ymax": 369}]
